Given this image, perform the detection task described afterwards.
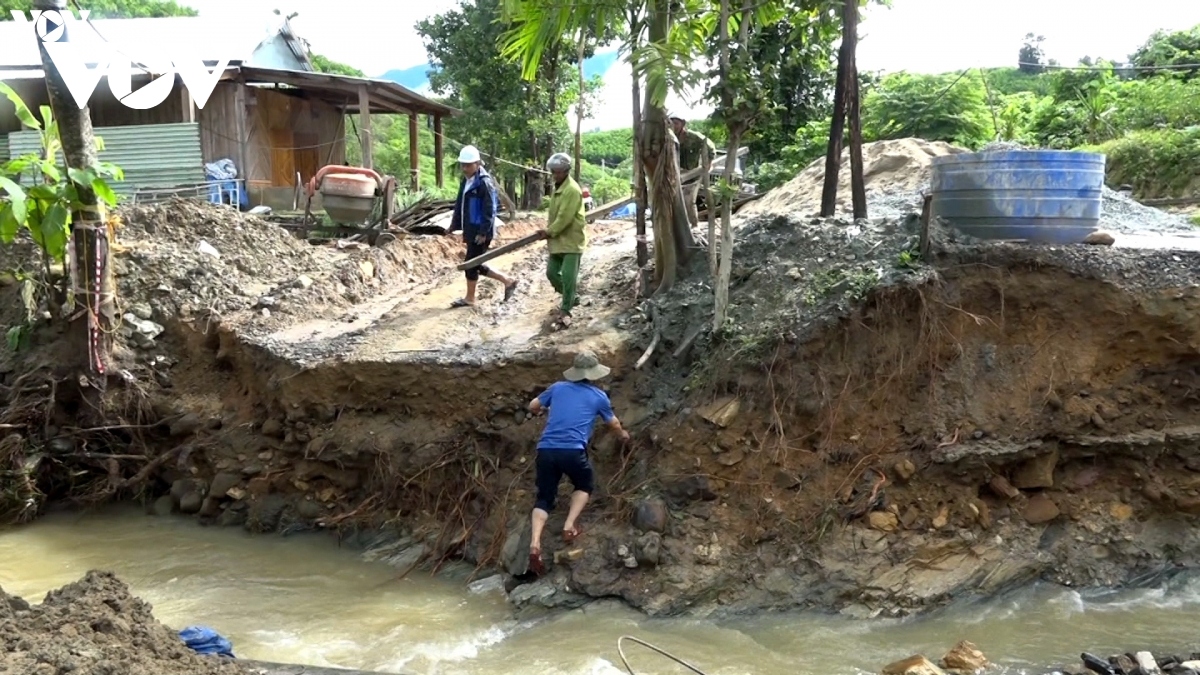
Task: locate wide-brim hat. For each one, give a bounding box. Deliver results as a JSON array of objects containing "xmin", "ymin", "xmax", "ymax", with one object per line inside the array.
[{"xmin": 564, "ymin": 350, "xmax": 611, "ymax": 382}]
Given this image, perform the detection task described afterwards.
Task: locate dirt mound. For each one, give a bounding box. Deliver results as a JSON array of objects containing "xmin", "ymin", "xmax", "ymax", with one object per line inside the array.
[
  {"xmin": 0, "ymin": 570, "xmax": 249, "ymax": 674},
  {"xmin": 741, "ymin": 138, "xmax": 966, "ymax": 219}
]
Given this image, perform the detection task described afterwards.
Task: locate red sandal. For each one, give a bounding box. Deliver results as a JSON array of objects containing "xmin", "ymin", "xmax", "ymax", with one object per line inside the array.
[
  {"xmin": 528, "ymin": 548, "xmax": 546, "ymax": 576},
  {"xmin": 562, "ymin": 526, "xmax": 583, "ymax": 544}
]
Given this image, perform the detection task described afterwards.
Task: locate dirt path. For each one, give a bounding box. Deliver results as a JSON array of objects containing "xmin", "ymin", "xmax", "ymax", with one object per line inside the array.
[{"xmin": 256, "ymin": 220, "xmax": 640, "ymax": 366}]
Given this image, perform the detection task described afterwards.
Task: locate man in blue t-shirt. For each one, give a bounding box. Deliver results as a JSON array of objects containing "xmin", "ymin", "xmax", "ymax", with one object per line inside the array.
[{"xmin": 525, "ymin": 350, "xmax": 630, "ymax": 575}]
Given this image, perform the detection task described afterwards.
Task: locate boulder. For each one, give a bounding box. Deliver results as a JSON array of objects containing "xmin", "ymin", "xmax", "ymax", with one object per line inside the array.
[
  {"xmin": 1023, "ymin": 493, "xmax": 1060, "ymax": 524},
  {"xmin": 869, "ymin": 511, "xmax": 899, "ymax": 532},
  {"xmin": 633, "ymin": 498, "xmax": 669, "ymax": 533},
  {"xmin": 260, "ymin": 418, "xmax": 284, "ymax": 438},
  {"xmin": 636, "ymin": 532, "xmax": 663, "ymax": 566},
  {"xmin": 209, "ymin": 472, "xmax": 242, "ymax": 498},
  {"xmin": 178, "ymin": 490, "xmax": 204, "ymax": 514},
  {"xmin": 882, "ymin": 655, "xmax": 948, "ymax": 675},
  {"xmin": 941, "ymin": 640, "xmax": 989, "ymax": 672}
]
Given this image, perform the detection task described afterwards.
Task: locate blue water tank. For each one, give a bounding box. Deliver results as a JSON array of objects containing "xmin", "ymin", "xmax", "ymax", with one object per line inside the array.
[{"xmin": 929, "ymin": 150, "xmax": 1105, "ymax": 243}]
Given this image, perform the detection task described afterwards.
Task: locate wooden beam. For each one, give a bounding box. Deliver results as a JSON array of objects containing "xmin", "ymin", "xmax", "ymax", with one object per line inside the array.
[
  {"xmin": 358, "ymin": 85, "xmax": 373, "ymax": 169},
  {"xmin": 434, "ymin": 115, "xmax": 444, "ymax": 188},
  {"xmin": 458, "ymin": 231, "xmax": 547, "ymax": 271},
  {"xmin": 409, "ymin": 113, "xmax": 419, "ymax": 191},
  {"xmin": 584, "ymin": 150, "xmax": 746, "ymax": 223}
]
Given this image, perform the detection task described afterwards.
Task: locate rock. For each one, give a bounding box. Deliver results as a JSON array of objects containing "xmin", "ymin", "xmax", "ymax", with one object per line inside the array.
[
  {"xmin": 295, "ymin": 275, "xmax": 314, "ymax": 289},
  {"xmin": 882, "ymin": 655, "xmax": 948, "ymax": 675},
  {"xmin": 260, "ymin": 418, "xmax": 284, "ymax": 438},
  {"xmin": 209, "ymin": 472, "xmax": 242, "ymax": 498},
  {"xmin": 900, "ymin": 506, "xmax": 921, "ymax": 529},
  {"xmin": 697, "ymin": 397, "xmax": 740, "ymax": 428},
  {"xmin": 988, "ymin": 475, "xmax": 1021, "ymax": 499},
  {"xmin": 196, "ymin": 240, "xmax": 220, "ymax": 257},
  {"xmin": 129, "ymin": 303, "xmax": 153, "ymax": 320},
  {"xmin": 149, "ymin": 495, "xmax": 174, "ymax": 516},
  {"xmin": 1110, "ymin": 654, "xmax": 1136, "ymax": 674},
  {"xmin": 869, "ymin": 510, "xmax": 899, "ymax": 532},
  {"xmin": 666, "ymin": 475, "xmax": 717, "ymax": 503},
  {"xmin": 633, "ymin": 498, "xmax": 669, "ymax": 533},
  {"xmin": 296, "ymin": 499, "xmax": 323, "ymax": 520},
  {"xmin": 169, "ymin": 478, "xmax": 196, "ymax": 504},
  {"xmin": 970, "ymin": 498, "xmax": 993, "ymax": 529},
  {"xmin": 168, "ymin": 413, "xmax": 204, "ymax": 438},
  {"xmin": 932, "ymin": 505, "xmax": 950, "ymax": 530},
  {"xmin": 1084, "ymin": 230, "xmax": 1116, "ymax": 246},
  {"xmin": 1024, "ymin": 493, "xmax": 1060, "ymax": 524},
  {"xmin": 636, "ymin": 532, "xmax": 662, "ymax": 566},
  {"xmin": 500, "ymin": 522, "xmax": 532, "ymax": 576},
  {"xmin": 245, "ymin": 494, "xmax": 289, "ymax": 533},
  {"xmin": 198, "ymin": 496, "xmax": 221, "ymax": 518},
  {"xmin": 623, "ymin": 555, "xmax": 639, "ymax": 568},
  {"xmin": 1013, "ymin": 449, "xmax": 1058, "ymax": 489},
  {"xmin": 1136, "ymin": 652, "xmax": 1162, "ymax": 675},
  {"xmin": 178, "ymin": 491, "xmax": 203, "ymax": 514},
  {"xmin": 553, "ymin": 548, "xmax": 584, "ymax": 564},
  {"xmin": 716, "ymin": 449, "xmax": 745, "ymax": 467},
  {"xmin": 893, "ymin": 459, "xmax": 916, "ymax": 483},
  {"xmin": 1109, "ymin": 502, "xmax": 1134, "ymax": 521},
  {"xmin": 941, "ymin": 640, "xmax": 989, "ymax": 671}
]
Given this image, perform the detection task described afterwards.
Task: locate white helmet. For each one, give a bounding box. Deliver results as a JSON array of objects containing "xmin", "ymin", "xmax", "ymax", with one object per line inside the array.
[
  {"xmin": 458, "ymin": 145, "xmax": 481, "ymax": 163},
  {"xmin": 546, "ymin": 153, "xmax": 572, "ymax": 172}
]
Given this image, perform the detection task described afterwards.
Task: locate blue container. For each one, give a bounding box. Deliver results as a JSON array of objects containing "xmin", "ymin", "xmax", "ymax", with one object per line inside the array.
[{"xmin": 929, "ymin": 150, "xmax": 1105, "ymax": 243}]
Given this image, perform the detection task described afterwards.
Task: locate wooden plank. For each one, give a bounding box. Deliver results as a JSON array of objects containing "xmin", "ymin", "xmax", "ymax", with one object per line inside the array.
[
  {"xmin": 358, "ymin": 85, "xmax": 372, "ymax": 169},
  {"xmin": 293, "ymin": 132, "xmax": 319, "ymax": 186},
  {"xmin": 409, "ymin": 114, "xmax": 420, "ymax": 191},
  {"xmin": 233, "ymin": 81, "xmax": 248, "ymax": 182},
  {"xmin": 457, "ymin": 231, "xmax": 547, "ymax": 271},
  {"xmin": 583, "ymin": 149, "xmax": 749, "ymax": 223},
  {"xmin": 270, "ymin": 129, "xmax": 295, "ymax": 187}
]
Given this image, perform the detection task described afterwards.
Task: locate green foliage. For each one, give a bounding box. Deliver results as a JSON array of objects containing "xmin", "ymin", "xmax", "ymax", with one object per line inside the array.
[
  {"xmin": 1130, "ymin": 24, "xmax": 1200, "ymax": 79},
  {"xmin": 310, "ymin": 54, "xmax": 364, "ymax": 78},
  {"xmin": 0, "ymin": 0, "xmax": 196, "ymax": 18},
  {"xmin": 581, "ymin": 129, "xmax": 633, "ymax": 166},
  {"xmin": 1190, "ymin": 212, "xmax": 1200, "ymax": 227},
  {"xmin": 861, "ymin": 71, "xmax": 992, "ymax": 147},
  {"xmin": 1087, "ymin": 127, "xmax": 1200, "ymax": 199},
  {"xmin": 981, "ymin": 67, "xmax": 1052, "ymax": 98},
  {"xmin": 746, "ymin": 118, "xmax": 828, "ymax": 190},
  {"xmin": 1113, "ymin": 74, "xmax": 1200, "ymax": 130},
  {"xmin": 0, "ymin": 84, "xmax": 123, "ymax": 266}
]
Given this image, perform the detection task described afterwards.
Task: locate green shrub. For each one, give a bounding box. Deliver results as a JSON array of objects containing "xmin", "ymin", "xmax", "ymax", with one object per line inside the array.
[{"xmin": 1089, "ymin": 127, "xmax": 1200, "ymax": 198}]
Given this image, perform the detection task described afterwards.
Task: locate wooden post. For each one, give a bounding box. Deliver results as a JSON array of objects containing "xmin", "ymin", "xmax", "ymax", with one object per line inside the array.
[
  {"xmin": 357, "ymin": 85, "xmax": 372, "ymax": 169},
  {"xmin": 820, "ymin": 0, "xmax": 853, "ymax": 218},
  {"xmin": 233, "ymin": 81, "xmax": 248, "ymax": 182},
  {"xmin": 433, "ymin": 115, "xmax": 444, "ymax": 188},
  {"xmin": 408, "ymin": 114, "xmax": 419, "ymax": 191},
  {"xmin": 180, "ymin": 81, "xmax": 195, "ymax": 123}
]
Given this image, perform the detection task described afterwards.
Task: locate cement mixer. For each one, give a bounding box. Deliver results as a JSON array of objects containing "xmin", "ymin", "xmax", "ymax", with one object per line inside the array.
[{"xmin": 302, "ymin": 165, "xmax": 397, "ymax": 245}]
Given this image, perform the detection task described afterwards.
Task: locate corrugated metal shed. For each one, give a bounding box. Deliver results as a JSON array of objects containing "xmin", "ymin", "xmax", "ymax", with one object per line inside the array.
[
  {"xmin": 0, "ymin": 133, "xmax": 8, "ymax": 163},
  {"xmin": 7, "ymin": 123, "xmax": 204, "ymax": 194}
]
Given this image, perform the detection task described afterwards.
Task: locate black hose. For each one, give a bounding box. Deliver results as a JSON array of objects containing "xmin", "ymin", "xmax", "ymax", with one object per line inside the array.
[{"xmin": 617, "ymin": 635, "xmax": 711, "ymax": 675}]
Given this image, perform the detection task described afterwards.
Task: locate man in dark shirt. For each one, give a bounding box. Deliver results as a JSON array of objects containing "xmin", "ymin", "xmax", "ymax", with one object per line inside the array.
[
  {"xmin": 447, "ymin": 145, "xmax": 519, "ymax": 308},
  {"xmin": 525, "ymin": 351, "xmax": 630, "ymax": 575}
]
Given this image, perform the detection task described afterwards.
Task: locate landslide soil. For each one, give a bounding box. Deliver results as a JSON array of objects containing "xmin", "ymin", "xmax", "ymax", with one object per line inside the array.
[
  {"xmin": 0, "ymin": 571, "xmax": 250, "ymax": 675},
  {"xmin": 5, "ymin": 139, "xmax": 1200, "ymax": 624}
]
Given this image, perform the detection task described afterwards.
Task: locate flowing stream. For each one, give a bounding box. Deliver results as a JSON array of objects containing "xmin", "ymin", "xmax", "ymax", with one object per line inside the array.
[{"xmin": 2, "ymin": 506, "xmax": 1199, "ymax": 675}]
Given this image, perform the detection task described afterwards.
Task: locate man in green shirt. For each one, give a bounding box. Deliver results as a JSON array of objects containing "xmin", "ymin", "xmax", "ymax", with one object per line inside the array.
[
  {"xmin": 669, "ymin": 112, "xmax": 716, "ymax": 228},
  {"xmin": 542, "ymin": 153, "xmax": 587, "ymax": 329}
]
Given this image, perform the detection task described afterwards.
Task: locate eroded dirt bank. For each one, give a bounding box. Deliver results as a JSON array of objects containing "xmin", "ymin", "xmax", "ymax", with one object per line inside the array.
[{"xmin": 5, "ymin": 140, "xmax": 1200, "ymax": 623}]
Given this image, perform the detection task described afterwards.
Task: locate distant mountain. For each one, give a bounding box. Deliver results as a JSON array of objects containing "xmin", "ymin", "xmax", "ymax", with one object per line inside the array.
[{"xmin": 377, "ymin": 50, "xmax": 621, "ymax": 91}]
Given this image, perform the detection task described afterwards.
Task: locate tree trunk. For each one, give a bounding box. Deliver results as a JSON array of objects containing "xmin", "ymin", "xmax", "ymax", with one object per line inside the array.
[
  {"xmin": 820, "ymin": 8, "xmax": 853, "ymax": 218},
  {"xmin": 702, "ymin": 143, "xmax": 716, "ymax": 277},
  {"xmin": 574, "ymin": 31, "xmax": 585, "ymax": 183},
  {"xmin": 640, "ymin": 0, "xmax": 694, "ymax": 296},
  {"xmin": 713, "ymin": 129, "xmax": 742, "ymax": 333},
  {"xmin": 844, "ymin": 0, "xmax": 866, "ymax": 220},
  {"xmin": 629, "ymin": 12, "xmax": 650, "ymax": 288},
  {"xmin": 34, "ymin": 0, "xmax": 112, "ymax": 411}
]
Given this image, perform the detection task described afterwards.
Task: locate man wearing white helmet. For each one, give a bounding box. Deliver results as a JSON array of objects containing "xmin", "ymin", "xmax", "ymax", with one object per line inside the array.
[
  {"xmin": 543, "ymin": 152, "xmax": 587, "ymax": 329},
  {"xmin": 448, "ymin": 145, "xmax": 518, "ymax": 308}
]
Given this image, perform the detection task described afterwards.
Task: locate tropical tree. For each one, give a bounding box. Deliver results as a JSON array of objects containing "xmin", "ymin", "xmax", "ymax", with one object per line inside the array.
[{"xmin": 0, "ymin": 0, "xmax": 195, "ymax": 18}]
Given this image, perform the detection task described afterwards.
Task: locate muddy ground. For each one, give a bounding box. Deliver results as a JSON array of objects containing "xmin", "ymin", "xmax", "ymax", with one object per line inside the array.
[{"xmin": 4, "ymin": 138, "xmax": 1200, "ymax": 626}]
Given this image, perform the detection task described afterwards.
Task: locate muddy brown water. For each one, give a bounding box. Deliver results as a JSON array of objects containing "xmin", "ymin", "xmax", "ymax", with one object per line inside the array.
[{"xmin": 2, "ymin": 507, "xmax": 1200, "ymax": 675}]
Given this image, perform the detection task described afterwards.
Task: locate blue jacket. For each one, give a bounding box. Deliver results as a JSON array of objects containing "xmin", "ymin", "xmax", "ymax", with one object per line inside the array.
[{"xmin": 449, "ymin": 168, "xmax": 499, "ymax": 242}]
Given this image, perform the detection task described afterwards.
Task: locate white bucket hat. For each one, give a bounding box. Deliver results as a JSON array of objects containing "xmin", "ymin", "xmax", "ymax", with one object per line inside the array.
[{"xmin": 563, "ymin": 351, "xmax": 611, "ymax": 382}]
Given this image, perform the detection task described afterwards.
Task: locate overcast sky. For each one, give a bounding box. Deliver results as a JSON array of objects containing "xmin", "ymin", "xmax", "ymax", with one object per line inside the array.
[{"xmin": 188, "ymin": 0, "xmax": 1200, "ymax": 130}]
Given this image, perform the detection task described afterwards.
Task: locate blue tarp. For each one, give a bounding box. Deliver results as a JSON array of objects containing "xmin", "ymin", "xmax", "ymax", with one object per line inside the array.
[
  {"xmin": 611, "ymin": 203, "xmax": 637, "ymax": 219},
  {"xmin": 179, "ymin": 625, "xmax": 235, "ymax": 658}
]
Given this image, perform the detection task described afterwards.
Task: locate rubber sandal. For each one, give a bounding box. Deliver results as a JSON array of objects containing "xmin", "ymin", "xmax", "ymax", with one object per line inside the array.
[
  {"xmin": 528, "ymin": 549, "xmax": 546, "ymax": 576},
  {"xmin": 450, "ymin": 298, "xmax": 473, "ymax": 308},
  {"xmin": 504, "ymin": 281, "xmax": 519, "ymax": 302},
  {"xmin": 562, "ymin": 526, "xmax": 582, "ymax": 544}
]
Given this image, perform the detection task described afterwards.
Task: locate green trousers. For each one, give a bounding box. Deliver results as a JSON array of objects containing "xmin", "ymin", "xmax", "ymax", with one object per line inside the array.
[{"xmin": 547, "ymin": 253, "xmax": 582, "ymax": 314}]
